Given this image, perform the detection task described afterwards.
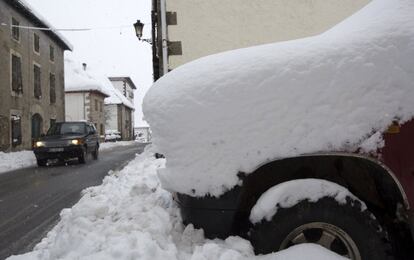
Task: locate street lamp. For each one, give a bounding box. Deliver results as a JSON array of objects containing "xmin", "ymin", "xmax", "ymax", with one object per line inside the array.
[{"xmin": 133, "ymin": 20, "xmax": 152, "ymax": 44}]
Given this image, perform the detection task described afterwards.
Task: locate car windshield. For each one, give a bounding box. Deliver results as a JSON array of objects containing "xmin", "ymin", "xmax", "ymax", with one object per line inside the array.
[{"xmin": 47, "ymin": 123, "xmax": 87, "ymax": 136}]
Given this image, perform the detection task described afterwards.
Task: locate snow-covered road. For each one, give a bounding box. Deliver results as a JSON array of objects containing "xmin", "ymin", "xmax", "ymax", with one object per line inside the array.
[
  {"xmin": 8, "ymin": 146, "xmax": 347, "ymax": 260},
  {"xmin": 0, "ymin": 141, "xmax": 138, "ymax": 174}
]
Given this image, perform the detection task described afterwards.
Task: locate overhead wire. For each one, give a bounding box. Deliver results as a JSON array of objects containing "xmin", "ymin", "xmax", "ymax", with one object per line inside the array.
[{"xmin": 0, "ymin": 22, "xmax": 150, "ymax": 32}]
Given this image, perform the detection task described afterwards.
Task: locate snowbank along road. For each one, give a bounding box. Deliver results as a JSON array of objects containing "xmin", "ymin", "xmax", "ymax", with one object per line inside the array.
[{"xmin": 0, "ymin": 142, "xmax": 146, "ymax": 259}]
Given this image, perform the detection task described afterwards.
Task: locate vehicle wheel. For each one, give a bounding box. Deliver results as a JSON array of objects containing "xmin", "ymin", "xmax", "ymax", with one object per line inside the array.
[
  {"xmin": 249, "ymin": 197, "xmax": 393, "ymax": 260},
  {"xmin": 92, "ymin": 145, "xmax": 99, "ymax": 160},
  {"xmin": 36, "ymin": 159, "xmax": 47, "ymax": 166},
  {"xmin": 78, "ymin": 147, "xmax": 87, "ymax": 164}
]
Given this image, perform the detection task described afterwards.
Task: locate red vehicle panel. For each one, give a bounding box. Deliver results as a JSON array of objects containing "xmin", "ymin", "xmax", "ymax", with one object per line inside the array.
[{"xmin": 382, "ymin": 120, "xmax": 414, "ymax": 208}]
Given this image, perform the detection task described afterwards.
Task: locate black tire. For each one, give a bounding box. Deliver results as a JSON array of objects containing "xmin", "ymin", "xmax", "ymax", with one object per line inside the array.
[
  {"xmin": 78, "ymin": 147, "xmax": 87, "ymax": 164},
  {"xmin": 249, "ymin": 197, "xmax": 393, "ymax": 260},
  {"xmin": 36, "ymin": 159, "xmax": 47, "ymax": 166},
  {"xmin": 92, "ymin": 145, "xmax": 99, "ymax": 160}
]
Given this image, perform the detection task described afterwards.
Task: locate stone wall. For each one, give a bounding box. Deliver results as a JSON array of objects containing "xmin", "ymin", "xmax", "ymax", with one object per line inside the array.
[
  {"xmin": 88, "ymin": 92, "xmax": 106, "ymax": 137},
  {"xmin": 104, "ymin": 104, "xmax": 118, "ymax": 132},
  {"xmin": 115, "ymin": 105, "xmax": 133, "ymax": 140},
  {"xmin": 0, "ymin": 1, "xmax": 66, "ymax": 151}
]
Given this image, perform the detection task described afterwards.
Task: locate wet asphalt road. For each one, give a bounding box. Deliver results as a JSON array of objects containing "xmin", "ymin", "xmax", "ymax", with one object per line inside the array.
[{"xmin": 0, "ymin": 143, "xmax": 147, "ymax": 259}]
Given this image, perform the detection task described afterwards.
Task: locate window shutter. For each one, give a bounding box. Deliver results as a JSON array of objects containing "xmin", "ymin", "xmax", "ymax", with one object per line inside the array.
[
  {"xmin": 50, "ymin": 73, "xmax": 56, "ymax": 103},
  {"xmin": 12, "ymin": 55, "xmax": 23, "ymax": 94},
  {"xmin": 11, "ymin": 115, "xmax": 22, "ymax": 146},
  {"xmin": 34, "ymin": 65, "xmax": 42, "ymax": 98}
]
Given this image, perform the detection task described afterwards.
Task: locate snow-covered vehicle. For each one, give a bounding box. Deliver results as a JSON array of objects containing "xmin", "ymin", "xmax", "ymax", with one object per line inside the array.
[
  {"xmin": 104, "ymin": 130, "xmax": 122, "ymax": 142},
  {"xmin": 143, "ymin": 0, "xmax": 414, "ymax": 259},
  {"xmin": 135, "ymin": 133, "xmax": 146, "ymax": 143}
]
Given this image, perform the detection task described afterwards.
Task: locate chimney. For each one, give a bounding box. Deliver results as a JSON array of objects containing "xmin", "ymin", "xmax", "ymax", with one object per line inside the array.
[{"xmin": 82, "ymin": 63, "xmax": 87, "ymax": 71}]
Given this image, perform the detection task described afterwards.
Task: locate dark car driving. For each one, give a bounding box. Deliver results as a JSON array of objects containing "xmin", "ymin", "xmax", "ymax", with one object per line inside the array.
[{"xmin": 33, "ymin": 121, "xmax": 100, "ymax": 166}]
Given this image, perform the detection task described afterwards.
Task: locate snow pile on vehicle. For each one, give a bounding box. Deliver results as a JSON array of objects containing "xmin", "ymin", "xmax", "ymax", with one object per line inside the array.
[
  {"xmin": 250, "ymin": 179, "xmax": 367, "ymax": 224},
  {"xmin": 143, "ymin": 0, "xmax": 414, "ymax": 197},
  {"xmin": 8, "ymin": 149, "xmax": 347, "ymax": 260},
  {"xmin": 0, "ymin": 151, "xmax": 36, "ymax": 174}
]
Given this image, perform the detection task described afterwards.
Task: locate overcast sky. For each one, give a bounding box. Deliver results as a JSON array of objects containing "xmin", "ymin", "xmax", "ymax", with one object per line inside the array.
[{"xmin": 26, "ymin": 0, "xmax": 153, "ymax": 127}]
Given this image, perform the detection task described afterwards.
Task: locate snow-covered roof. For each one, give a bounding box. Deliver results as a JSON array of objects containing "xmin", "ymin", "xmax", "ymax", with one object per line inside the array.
[
  {"xmin": 64, "ymin": 53, "xmax": 134, "ymax": 109},
  {"xmin": 105, "ymin": 81, "xmax": 135, "ymax": 110},
  {"xmin": 6, "ymin": 0, "xmax": 73, "ymax": 50},
  {"xmin": 108, "ymin": 76, "xmax": 138, "ymax": 90},
  {"xmin": 64, "ymin": 57, "xmax": 110, "ymax": 97},
  {"xmin": 143, "ymin": 0, "xmax": 414, "ymax": 197}
]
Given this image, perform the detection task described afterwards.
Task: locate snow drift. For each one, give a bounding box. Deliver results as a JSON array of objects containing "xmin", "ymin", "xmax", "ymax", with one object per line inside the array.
[
  {"xmin": 0, "ymin": 151, "xmax": 36, "ymax": 174},
  {"xmin": 8, "ymin": 149, "xmax": 347, "ymax": 260},
  {"xmin": 143, "ymin": 0, "xmax": 414, "ymax": 197}
]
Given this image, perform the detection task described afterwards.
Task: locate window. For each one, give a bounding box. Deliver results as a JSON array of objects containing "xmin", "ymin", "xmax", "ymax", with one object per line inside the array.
[
  {"xmin": 11, "ymin": 115, "xmax": 22, "ymax": 146},
  {"xmin": 99, "ymin": 101, "xmax": 103, "ymax": 112},
  {"xmin": 49, "ymin": 45, "xmax": 54, "ymax": 61},
  {"xmin": 47, "ymin": 122, "xmax": 87, "ymax": 135},
  {"xmin": 33, "ymin": 33, "xmax": 40, "ymax": 53},
  {"xmin": 85, "ymin": 125, "xmax": 92, "ymax": 134},
  {"xmin": 50, "ymin": 118, "xmax": 56, "ymax": 128},
  {"xmin": 11, "ymin": 17, "xmax": 19, "ymax": 41},
  {"xmin": 49, "ymin": 73, "xmax": 56, "ymax": 103},
  {"xmin": 89, "ymin": 124, "xmax": 97, "ymax": 134},
  {"xmin": 95, "ymin": 99, "xmax": 98, "ymax": 111},
  {"xmin": 11, "ymin": 54, "xmax": 23, "ymax": 94},
  {"xmin": 34, "ymin": 64, "xmax": 42, "ymax": 99}
]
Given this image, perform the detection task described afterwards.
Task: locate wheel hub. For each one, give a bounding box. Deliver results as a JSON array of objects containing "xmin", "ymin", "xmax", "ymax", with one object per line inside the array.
[{"xmin": 280, "ymin": 222, "xmax": 361, "ymax": 260}]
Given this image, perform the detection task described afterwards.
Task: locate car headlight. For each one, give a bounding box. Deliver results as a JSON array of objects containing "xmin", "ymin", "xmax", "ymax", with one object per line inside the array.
[
  {"xmin": 70, "ymin": 139, "xmax": 82, "ymax": 145},
  {"xmin": 34, "ymin": 141, "xmax": 45, "ymax": 147}
]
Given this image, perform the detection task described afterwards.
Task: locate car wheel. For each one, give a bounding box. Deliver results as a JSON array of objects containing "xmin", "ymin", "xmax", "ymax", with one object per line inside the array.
[
  {"xmin": 36, "ymin": 159, "xmax": 47, "ymax": 167},
  {"xmin": 78, "ymin": 147, "xmax": 87, "ymax": 164},
  {"xmin": 92, "ymin": 145, "xmax": 99, "ymax": 160},
  {"xmin": 249, "ymin": 197, "xmax": 394, "ymax": 260}
]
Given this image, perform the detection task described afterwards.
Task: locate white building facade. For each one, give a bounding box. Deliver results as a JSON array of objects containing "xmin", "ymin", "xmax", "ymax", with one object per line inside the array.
[
  {"xmin": 65, "ymin": 91, "xmax": 108, "ymax": 136},
  {"xmin": 64, "ymin": 59, "xmax": 109, "ymax": 136},
  {"xmin": 104, "ymin": 77, "xmax": 136, "ymax": 141},
  {"xmin": 151, "ymin": 0, "xmax": 370, "ymax": 78}
]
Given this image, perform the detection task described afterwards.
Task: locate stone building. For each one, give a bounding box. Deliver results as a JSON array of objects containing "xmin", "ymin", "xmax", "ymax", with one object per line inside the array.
[
  {"xmin": 150, "ymin": 0, "xmax": 370, "ymax": 80},
  {"xmin": 105, "ymin": 79, "xmax": 135, "ymax": 141},
  {"xmin": 108, "ymin": 76, "xmax": 136, "ymax": 129},
  {"xmin": 64, "ymin": 58, "xmax": 110, "ymax": 137},
  {"xmin": 0, "ymin": 0, "xmax": 72, "ymax": 151}
]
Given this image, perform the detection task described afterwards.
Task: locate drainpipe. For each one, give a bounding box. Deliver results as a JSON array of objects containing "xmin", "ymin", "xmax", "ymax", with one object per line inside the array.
[
  {"xmin": 160, "ymin": 0, "xmax": 169, "ymax": 75},
  {"xmin": 83, "ymin": 93, "xmax": 86, "ymax": 119},
  {"xmin": 119, "ymin": 105, "xmax": 123, "ymax": 140}
]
